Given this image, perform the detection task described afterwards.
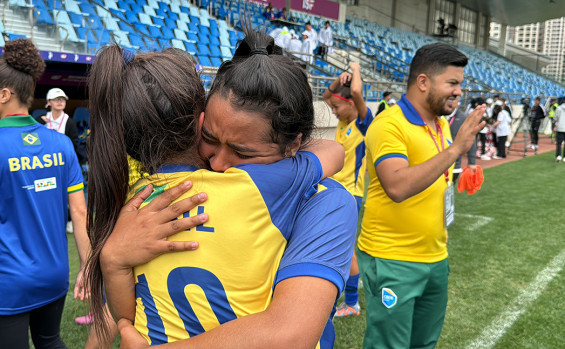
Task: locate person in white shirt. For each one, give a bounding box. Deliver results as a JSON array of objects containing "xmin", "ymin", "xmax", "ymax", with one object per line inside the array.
[
  {"xmin": 553, "ymin": 97, "xmax": 565, "ymax": 162},
  {"xmin": 268, "ymin": 26, "xmax": 290, "ymax": 49},
  {"xmin": 318, "ymin": 21, "xmax": 333, "ymax": 59},
  {"xmin": 301, "ymin": 31, "xmax": 314, "ymax": 64},
  {"xmin": 492, "ymin": 104, "xmax": 511, "ymax": 159},
  {"xmin": 287, "ymin": 30, "xmax": 303, "ymax": 59},
  {"xmin": 38, "ymin": 88, "xmax": 83, "ymax": 163},
  {"xmin": 304, "ymin": 21, "xmax": 318, "ymax": 52}
]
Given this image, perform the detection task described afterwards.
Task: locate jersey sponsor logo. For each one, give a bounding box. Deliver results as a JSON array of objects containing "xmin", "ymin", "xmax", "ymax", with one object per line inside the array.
[
  {"xmin": 35, "ymin": 177, "xmax": 57, "ymax": 192},
  {"xmin": 382, "ymin": 287, "xmax": 397, "ymax": 308},
  {"xmin": 346, "ymin": 127, "xmax": 352, "ymax": 136},
  {"xmin": 21, "ymin": 132, "xmax": 41, "ymax": 146},
  {"xmin": 8, "ymin": 153, "xmax": 65, "ymax": 172}
]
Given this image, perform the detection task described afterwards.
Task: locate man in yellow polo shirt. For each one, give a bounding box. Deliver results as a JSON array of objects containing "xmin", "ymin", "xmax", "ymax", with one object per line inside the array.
[{"xmin": 357, "ymin": 43, "xmax": 486, "ymax": 348}]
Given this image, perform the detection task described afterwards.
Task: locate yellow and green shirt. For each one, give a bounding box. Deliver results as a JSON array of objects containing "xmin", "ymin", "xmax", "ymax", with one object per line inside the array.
[{"xmin": 358, "ymin": 94, "xmax": 453, "ymax": 263}]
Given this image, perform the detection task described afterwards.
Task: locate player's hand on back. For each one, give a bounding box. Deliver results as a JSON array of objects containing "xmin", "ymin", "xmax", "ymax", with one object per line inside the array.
[{"xmin": 100, "ymin": 181, "xmax": 208, "ymax": 272}]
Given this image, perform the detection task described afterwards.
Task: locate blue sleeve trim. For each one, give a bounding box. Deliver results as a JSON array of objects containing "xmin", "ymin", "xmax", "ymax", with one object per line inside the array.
[
  {"xmin": 355, "ymin": 107, "xmax": 374, "ymax": 136},
  {"xmin": 275, "ymin": 263, "xmax": 345, "ymax": 294},
  {"xmin": 375, "ymin": 153, "xmax": 408, "ymax": 167}
]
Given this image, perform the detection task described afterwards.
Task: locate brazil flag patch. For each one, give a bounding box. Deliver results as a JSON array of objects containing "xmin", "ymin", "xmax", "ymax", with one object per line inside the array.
[{"xmin": 21, "ymin": 132, "xmax": 41, "ymax": 146}]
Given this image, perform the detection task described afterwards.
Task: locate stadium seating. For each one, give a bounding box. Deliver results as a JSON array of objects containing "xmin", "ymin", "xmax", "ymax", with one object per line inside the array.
[{"xmin": 2, "ymin": 0, "xmax": 564, "ymax": 97}]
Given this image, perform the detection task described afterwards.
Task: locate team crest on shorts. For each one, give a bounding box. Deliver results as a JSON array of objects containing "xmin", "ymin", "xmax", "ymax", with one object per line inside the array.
[{"xmin": 382, "ymin": 288, "xmax": 397, "ymax": 308}]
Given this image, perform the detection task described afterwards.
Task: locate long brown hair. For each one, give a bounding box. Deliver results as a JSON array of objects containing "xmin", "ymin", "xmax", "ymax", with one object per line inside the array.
[{"xmin": 85, "ymin": 44, "xmax": 205, "ymax": 340}]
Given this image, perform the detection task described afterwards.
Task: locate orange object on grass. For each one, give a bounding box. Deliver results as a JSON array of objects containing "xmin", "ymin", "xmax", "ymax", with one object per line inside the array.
[{"xmin": 457, "ymin": 165, "xmax": 484, "ymax": 195}]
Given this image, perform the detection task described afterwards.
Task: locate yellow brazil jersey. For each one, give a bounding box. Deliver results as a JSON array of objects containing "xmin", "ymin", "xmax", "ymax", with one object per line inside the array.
[
  {"xmin": 358, "ymin": 94, "xmax": 453, "ymax": 263},
  {"xmin": 128, "ymin": 152, "xmax": 357, "ymax": 347},
  {"xmin": 331, "ymin": 107, "xmax": 373, "ymax": 198}
]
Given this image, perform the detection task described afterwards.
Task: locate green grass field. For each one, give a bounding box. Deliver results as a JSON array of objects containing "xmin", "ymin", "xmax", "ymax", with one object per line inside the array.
[{"xmin": 60, "ymin": 151, "xmax": 565, "ymax": 348}]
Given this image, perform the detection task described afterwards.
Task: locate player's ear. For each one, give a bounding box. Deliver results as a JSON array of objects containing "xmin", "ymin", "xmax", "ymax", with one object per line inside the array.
[
  {"xmin": 285, "ymin": 132, "xmax": 302, "ymax": 158},
  {"xmin": 416, "ymin": 74, "xmax": 429, "ymax": 93}
]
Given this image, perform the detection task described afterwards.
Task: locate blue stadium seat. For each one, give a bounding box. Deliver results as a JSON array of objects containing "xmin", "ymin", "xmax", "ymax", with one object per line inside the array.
[
  {"xmin": 69, "ymin": 11, "xmax": 86, "ymax": 27},
  {"xmin": 143, "ymin": 5, "xmax": 156, "ymax": 16},
  {"xmin": 199, "ymin": 34, "xmax": 210, "ymax": 44},
  {"xmin": 173, "ymin": 29, "xmax": 188, "ymax": 41},
  {"xmin": 184, "ymin": 42, "xmax": 197, "ymax": 55},
  {"xmin": 46, "ymin": 0, "xmax": 62, "ymax": 10},
  {"xmin": 175, "ymin": 20, "xmax": 189, "ymax": 32},
  {"xmin": 36, "ymin": 8, "xmax": 55, "ymax": 25},
  {"xmin": 209, "ymin": 45, "xmax": 221, "ymax": 58},
  {"xmin": 157, "ymin": 1, "xmax": 168, "ymax": 11},
  {"xmin": 155, "ymin": 8, "xmax": 167, "ymax": 18},
  {"xmin": 197, "ymin": 43, "xmax": 210, "ymax": 55},
  {"xmin": 220, "ymin": 46, "xmax": 231, "ymax": 59},
  {"xmin": 119, "ymin": 21, "xmax": 135, "ymax": 33},
  {"xmin": 117, "ymin": 0, "xmax": 132, "ymax": 11},
  {"xmin": 143, "ymin": 37, "xmax": 160, "ymax": 51},
  {"xmin": 210, "ymin": 36, "xmax": 220, "ymax": 46},
  {"xmin": 76, "ymin": 27, "xmax": 97, "ymax": 43},
  {"xmin": 211, "ymin": 57, "xmax": 222, "ymax": 67},
  {"xmin": 124, "ymin": 10, "xmax": 139, "ymax": 24},
  {"xmin": 171, "ymin": 39, "xmax": 185, "ymax": 50},
  {"xmin": 161, "ymin": 27, "xmax": 175, "ymax": 40},
  {"xmin": 158, "ymin": 38, "xmax": 171, "ymax": 49},
  {"xmin": 128, "ymin": 33, "xmax": 145, "ymax": 49},
  {"xmin": 151, "ymin": 15, "xmax": 165, "ymax": 28},
  {"xmin": 139, "ymin": 12, "xmax": 153, "ymax": 25},
  {"xmin": 148, "ymin": 25, "xmax": 162, "ymax": 38},
  {"xmin": 198, "ymin": 55, "xmax": 212, "ymax": 66},
  {"xmin": 164, "ymin": 18, "xmax": 177, "ymax": 30},
  {"xmin": 134, "ymin": 23, "xmax": 150, "ymax": 36},
  {"xmin": 188, "ymin": 22, "xmax": 198, "ymax": 33},
  {"xmin": 97, "ymin": 29, "xmax": 113, "ymax": 45},
  {"xmin": 187, "ymin": 32, "xmax": 198, "ymax": 42}
]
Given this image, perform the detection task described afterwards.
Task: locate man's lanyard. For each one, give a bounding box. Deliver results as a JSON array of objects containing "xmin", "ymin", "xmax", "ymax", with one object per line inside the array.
[{"xmin": 424, "ymin": 119, "xmax": 450, "ymax": 184}]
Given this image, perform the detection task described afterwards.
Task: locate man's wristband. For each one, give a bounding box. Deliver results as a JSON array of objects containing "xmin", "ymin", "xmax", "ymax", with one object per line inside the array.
[{"xmin": 327, "ymin": 86, "xmax": 335, "ymax": 93}]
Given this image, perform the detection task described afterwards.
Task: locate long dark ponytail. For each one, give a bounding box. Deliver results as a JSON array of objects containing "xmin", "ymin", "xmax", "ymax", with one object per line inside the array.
[{"xmin": 85, "ymin": 44, "xmax": 205, "ymax": 340}]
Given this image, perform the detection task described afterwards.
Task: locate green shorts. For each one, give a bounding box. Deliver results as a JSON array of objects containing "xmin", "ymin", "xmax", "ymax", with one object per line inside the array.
[{"xmin": 357, "ymin": 250, "xmax": 449, "ymax": 349}]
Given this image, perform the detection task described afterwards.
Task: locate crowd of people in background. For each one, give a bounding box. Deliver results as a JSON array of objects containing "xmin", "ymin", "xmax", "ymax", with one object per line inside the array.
[{"xmin": 264, "ymin": 2, "xmax": 333, "ymax": 66}]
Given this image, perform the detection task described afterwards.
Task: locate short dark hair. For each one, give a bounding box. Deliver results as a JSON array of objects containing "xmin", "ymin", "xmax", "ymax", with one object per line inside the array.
[{"xmin": 407, "ymin": 42, "xmax": 467, "ymax": 86}]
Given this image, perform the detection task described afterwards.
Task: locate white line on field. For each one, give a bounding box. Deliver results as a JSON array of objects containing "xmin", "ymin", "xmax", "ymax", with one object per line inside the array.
[
  {"xmin": 466, "ymin": 248, "xmax": 565, "ymax": 349},
  {"xmin": 455, "ymin": 213, "xmax": 494, "ymax": 232}
]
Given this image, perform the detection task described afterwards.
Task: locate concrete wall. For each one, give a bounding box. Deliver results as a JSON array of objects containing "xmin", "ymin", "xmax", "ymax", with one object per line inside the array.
[
  {"xmin": 346, "ymin": 0, "xmax": 394, "ymax": 28},
  {"xmin": 345, "ymin": 0, "xmax": 430, "ymax": 35},
  {"xmin": 394, "ymin": 0, "xmax": 429, "ymax": 34}
]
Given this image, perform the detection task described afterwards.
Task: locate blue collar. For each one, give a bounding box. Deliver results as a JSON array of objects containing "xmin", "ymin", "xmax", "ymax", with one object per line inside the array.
[
  {"xmin": 157, "ymin": 163, "xmax": 199, "ymax": 174},
  {"xmin": 397, "ymin": 94, "xmax": 427, "ymax": 126}
]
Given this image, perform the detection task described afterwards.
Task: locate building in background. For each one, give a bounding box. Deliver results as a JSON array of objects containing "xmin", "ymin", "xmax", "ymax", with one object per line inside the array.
[{"xmin": 491, "ymin": 18, "xmax": 565, "ymax": 84}]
